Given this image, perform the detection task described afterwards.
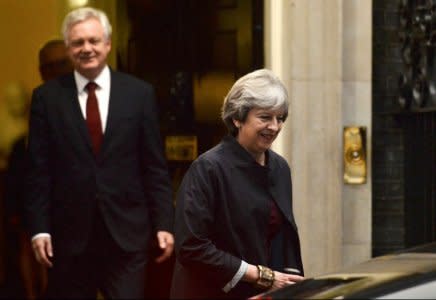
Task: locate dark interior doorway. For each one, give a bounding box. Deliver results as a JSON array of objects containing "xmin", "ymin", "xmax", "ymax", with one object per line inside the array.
[
  {"xmin": 114, "ymin": 1, "xmax": 264, "ymax": 297},
  {"xmin": 117, "ymin": 0, "xmax": 263, "ymax": 188}
]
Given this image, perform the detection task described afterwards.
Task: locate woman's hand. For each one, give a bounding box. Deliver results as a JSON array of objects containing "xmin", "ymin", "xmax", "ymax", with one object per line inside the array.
[
  {"xmin": 270, "ymin": 271, "xmax": 304, "ymax": 290},
  {"xmin": 243, "ymin": 264, "xmax": 304, "ymax": 291}
]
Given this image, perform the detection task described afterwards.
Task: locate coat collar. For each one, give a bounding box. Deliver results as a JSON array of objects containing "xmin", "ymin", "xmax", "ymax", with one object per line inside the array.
[
  {"xmin": 221, "ymin": 135, "xmax": 277, "ymax": 171},
  {"xmin": 221, "ymin": 135, "xmax": 296, "ymax": 228}
]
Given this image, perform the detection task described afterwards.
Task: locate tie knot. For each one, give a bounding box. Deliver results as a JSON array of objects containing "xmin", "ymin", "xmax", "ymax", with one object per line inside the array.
[{"xmin": 86, "ymin": 81, "xmax": 98, "ymax": 92}]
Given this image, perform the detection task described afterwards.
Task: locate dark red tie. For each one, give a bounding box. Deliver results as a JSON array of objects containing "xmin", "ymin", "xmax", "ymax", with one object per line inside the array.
[{"xmin": 86, "ymin": 82, "xmax": 103, "ymax": 156}]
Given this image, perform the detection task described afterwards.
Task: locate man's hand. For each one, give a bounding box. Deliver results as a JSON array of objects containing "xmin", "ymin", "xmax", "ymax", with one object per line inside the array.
[
  {"xmin": 32, "ymin": 236, "xmax": 53, "ymax": 268},
  {"xmin": 155, "ymin": 231, "xmax": 174, "ymax": 263}
]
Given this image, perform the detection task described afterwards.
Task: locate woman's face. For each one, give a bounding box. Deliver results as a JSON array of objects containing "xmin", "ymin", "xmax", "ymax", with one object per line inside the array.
[{"xmin": 234, "ymin": 107, "xmax": 285, "ymax": 157}]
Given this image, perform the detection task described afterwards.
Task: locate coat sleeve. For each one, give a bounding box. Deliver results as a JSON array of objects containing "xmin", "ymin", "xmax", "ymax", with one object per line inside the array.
[
  {"xmin": 24, "ymin": 88, "xmax": 52, "ymax": 236},
  {"xmin": 174, "ymin": 157, "xmax": 242, "ymax": 287},
  {"xmin": 140, "ymin": 84, "xmax": 174, "ymax": 233}
]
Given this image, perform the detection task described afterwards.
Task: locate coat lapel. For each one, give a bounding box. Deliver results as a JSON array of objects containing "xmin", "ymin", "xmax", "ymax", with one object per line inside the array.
[
  {"xmin": 267, "ymin": 156, "xmax": 297, "ymax": 229},
  {"xmin": 223, "ymin": 136, "xmax": 297, "ymax": 229}
]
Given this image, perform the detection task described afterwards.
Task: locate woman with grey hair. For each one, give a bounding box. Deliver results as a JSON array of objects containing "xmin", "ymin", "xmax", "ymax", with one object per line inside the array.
[{"xmin": 171, "ymin": 69, "xmax": 304, "ymax": 299}]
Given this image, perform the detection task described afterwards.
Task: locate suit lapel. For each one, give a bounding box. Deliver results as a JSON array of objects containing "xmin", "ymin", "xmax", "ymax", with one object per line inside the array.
[
  {"xmin": 63, "ymin": 70, "xmax": 124, "ymax": 160},
  {"xmin": 60, "ymin": 75, "xmax": 95, "ymax": 155},
  {"xmin": 100, "ymin": 70, "xmax": 123, "ymax": 161}
]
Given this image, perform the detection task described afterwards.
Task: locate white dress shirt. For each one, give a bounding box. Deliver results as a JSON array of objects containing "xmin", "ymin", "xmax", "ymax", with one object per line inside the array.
[
  {"xmin": 223, "ymin": 260, "xmax": 248, "ymax": 293},
  {"xmin": 74, "ymin": 65, "xmax": 111, "ymax": 132}
]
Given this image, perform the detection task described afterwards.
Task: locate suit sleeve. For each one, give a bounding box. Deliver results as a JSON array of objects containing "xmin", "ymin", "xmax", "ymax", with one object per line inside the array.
[
  {"xmin": 174, "ymin": 158, "xmax": 242, "ymax": 287},
  {"xmin": 141, "ymin": 85, "xmax": 174, "ymax": 233},
  {"xmin": 23, "ymin": 89, "xmax": 52, "ymax": 236}
]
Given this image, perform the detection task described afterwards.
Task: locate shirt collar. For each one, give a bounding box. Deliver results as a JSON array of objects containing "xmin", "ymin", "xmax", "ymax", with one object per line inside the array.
[{"xmin": 74, "ymin": 65, "xmax": 110, "ymax": 93}]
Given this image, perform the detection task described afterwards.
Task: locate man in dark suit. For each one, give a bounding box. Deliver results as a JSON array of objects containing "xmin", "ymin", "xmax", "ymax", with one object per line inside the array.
[{"xmin": 24, "ymin": 7, "xmax": 174, "ymax": 299}]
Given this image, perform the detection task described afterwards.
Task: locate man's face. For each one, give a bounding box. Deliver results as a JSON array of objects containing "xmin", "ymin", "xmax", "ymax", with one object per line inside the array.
[
  {"xmin": 66, "ymin": 17, "xmax": 111, "ymax": 80},
  {"xmin": 39, "ymin": 43, "xmax": 73, "ymax": 82}
]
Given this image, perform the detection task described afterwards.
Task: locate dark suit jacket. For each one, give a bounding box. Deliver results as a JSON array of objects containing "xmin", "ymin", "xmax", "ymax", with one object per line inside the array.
[
  {"xmin": 24, "ymin": 70, "xmax": 174, "ymax": 256},
  {"xmin": 170, "ymin": 135, "xmax": 303, "ymax": 299}
]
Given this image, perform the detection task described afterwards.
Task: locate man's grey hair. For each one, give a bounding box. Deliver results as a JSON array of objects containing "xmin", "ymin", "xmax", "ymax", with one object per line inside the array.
[
  {"xmin": 61, "ymin": 7, "xmax": 112, "ymax": 44},
  {"xmin": 221, "ymin": 68, "xmax": 289, "ymax": 136}
]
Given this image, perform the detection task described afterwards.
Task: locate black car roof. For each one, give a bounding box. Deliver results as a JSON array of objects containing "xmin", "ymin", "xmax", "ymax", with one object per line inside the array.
[{"xmin": 252, "ymin": 242, "xmax": 436, "ymax": 299}]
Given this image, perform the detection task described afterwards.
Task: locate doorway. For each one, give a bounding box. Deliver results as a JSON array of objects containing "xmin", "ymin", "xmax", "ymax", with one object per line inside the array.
[{"xmin": 115, "ymin": 0, "xmax": 264, "ymax": 297}]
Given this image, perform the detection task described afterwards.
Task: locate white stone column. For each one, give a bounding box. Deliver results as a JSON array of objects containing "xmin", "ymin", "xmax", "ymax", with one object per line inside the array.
[
  {"xmin": 265, "ymin": 0, "xmax": 372, "ymax": 276},
  {"xmin": 341, "ymin": 0, "xmax": 372, "ymax": 268}
]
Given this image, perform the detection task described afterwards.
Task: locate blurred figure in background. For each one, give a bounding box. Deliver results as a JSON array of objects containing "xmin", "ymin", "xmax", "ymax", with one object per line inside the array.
[
  {"xmin": 38, "ymin": 39, "xmax": 73, "ymax": 83},
  {"xmin": 0, "ymin": 82, "xmax": 28, "ymax": 171},
  {"xmin": 2, "ymin": 39, "xmax": 72, "ymax": 299},
  {"xmin": 0, "ymin": 81, "xmax": 29, "ymax": 297}
]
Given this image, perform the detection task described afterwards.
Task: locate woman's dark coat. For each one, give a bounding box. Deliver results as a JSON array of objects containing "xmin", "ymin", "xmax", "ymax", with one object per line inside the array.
[{"xmin": 170, "ymin": 135, "xmax": 303, "ymax": 299}]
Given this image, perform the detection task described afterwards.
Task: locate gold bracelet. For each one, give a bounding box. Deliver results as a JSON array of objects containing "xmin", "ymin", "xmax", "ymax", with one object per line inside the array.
[{"xmin": 254, "ymin": 265, "xmax": 274, "ymax": 289}]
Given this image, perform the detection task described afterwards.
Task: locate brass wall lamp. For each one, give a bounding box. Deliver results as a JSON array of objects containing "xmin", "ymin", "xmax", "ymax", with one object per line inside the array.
[{"xmin": 343, "ymin": 126, "xmax": 367, "ymax": 184}]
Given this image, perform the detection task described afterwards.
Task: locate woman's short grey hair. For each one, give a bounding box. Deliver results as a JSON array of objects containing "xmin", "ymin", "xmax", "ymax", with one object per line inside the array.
[
  {"xmin": 62, "ymin": 7, "xmax": 112, "ymax": 44},
  {"xmin": 221, "ymin": 68, "xmax": 289, "ymax": 136}
]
